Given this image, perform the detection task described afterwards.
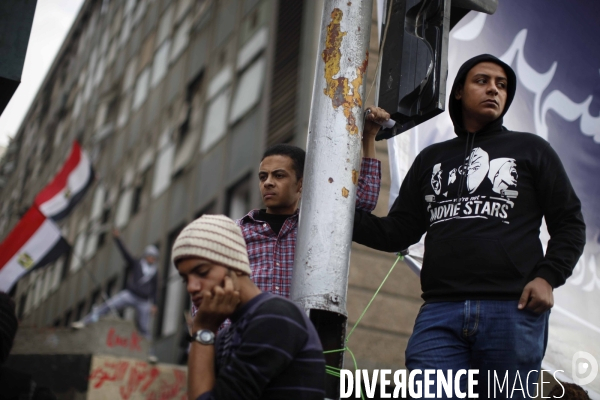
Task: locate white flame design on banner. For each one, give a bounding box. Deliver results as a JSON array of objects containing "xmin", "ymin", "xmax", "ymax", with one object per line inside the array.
[{"xmin": 495, "ymin": 29, "xmax": 600, "ymax": 143}]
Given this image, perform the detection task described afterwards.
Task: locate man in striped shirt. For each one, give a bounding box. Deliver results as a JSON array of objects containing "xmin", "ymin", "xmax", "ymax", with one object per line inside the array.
[
  {"xmin": 174, "ymin": 215, "xmax": 325, "ymax": 400},
  {"xmin": 239, "ymin": 106, "xmax": 389, "ymax": 298}
]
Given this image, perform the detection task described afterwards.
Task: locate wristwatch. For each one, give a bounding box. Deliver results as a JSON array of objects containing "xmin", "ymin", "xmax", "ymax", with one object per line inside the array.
[{"xmin": 189, "ymin": 329, "xmax": 215, "ymax": 345}]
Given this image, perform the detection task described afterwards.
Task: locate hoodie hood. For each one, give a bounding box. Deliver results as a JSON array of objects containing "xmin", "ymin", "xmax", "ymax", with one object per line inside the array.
[
  {"xmin": 143, "ymin": 245, "xmax": 159, "ymax": 258},
  {"xmin": 449, "ymin": 54, "xmax": 517, "ymax": 132}
]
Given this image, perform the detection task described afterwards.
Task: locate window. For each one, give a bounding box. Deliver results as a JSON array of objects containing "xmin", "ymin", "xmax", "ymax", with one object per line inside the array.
[
  {"xmin": 114, "ymin": 188, "xmax": 134, "ymax": 229},
  {"xmin": 106, "ymin": 276, "xmax": 119, "ymax": 297},
  {"xmin": 84, "ymin": 229, "xmax": 99, "ymax": 260},
  {"xmin": 97, "ymin": 207, "xmax": 112, "ymax": 248},
  {"xmin": 41, "ymin": 266, "xmax": 53, "ymax": 300},
  {"xmin": 139, "ymin": 31, "xmax": 156, "ymax": 70},
  {"xmin": 54, "ymin": 120, "xmax": 66, "ymax": 148},
  {"xmin": 117, "ymin": 93, "xmax": 132, "ymax": 128},
  {"xmin": 156, "ymin": 5, "xmax": 174, "ymax": 47},
  {"xmin": 90, "ymin": 185, "xmax": 106, "ymax": 221},
  {"xmin": 227, "ymin": 176, "xmax": 251, "ymax": 220},
  {"xmin": 158, "ymin": 227, "xmax": 185, "ymax": 337},
  {"xmin": 175, "ymin": 0, "xmax": 192, "ymax": 23},
  {"xmin": 123, "ymin": 58, "xmax": 138, "ymax": 92},
  {"xmin": 73, "ymin": 93, "xmax": 82, "ymax": 118},
  {"xmin": 200, "ymin": 66, "xmax": 233, "ymax": 152},
  {"xmin": 94, "ymin": 56, "xmax": 106, "ymax": 87},
  {"xmin": 70, "ymin": 233, "xmax": 87, "ymax": 272},
  {"xmin": 132, "ymin": 0, "xmax": 147, "ymax": 26},
  {"xmin": 229, "ymin": 56, "xmax": 266, "ymax": 124},
  {"xmin": 63, "ymin": 309, "xmax": 73, "ymax": 327},
  {"xmin": 125, "ymin": 0, "xmax": 136, "ymax": 15},
  {"xmin": 173, "ymin": 72, "xmax": 203, "ymax": 174},
  {"xmin": 170, "ymin": 16, "xmax": 191, "ymax": 63},
  {"xmin": 119, "ymin": 13, "xmax": 133, "ymax": 47},
  {"xmin": 60, "ymin": 249, "xmax": 72, "ymax": 282},
  {"xmin": 95, "ymin": 102, "xmax": 108, "ymax": 132},
  {"xmin": 201, "ymin": 89, "xmax": 231, "ymax": 152},
  {"xmin": 24, "ymin": 283, "xmax": 34, "ymax": 316},
  {"xmin": 151, "ymin": 139, "xmax": 175, "ymax": 198},
  {"xmin": 107, "ymin": 38, "xmax": 117, "ymax": 66},
  {"xmin": 150, "ymin": 39, "xmax": 171, "ymax": 87},
  {"xmin": 75, "ymin": 300, "xmax": 86, "ymax": 322},
  {"xmin": 236, "ymin": 26, "xmax": 268, "ymax": 71},
  {"xmin": 132, "ymin": 68, "xmax": 151, "ymax": 111},
  {"xmin": 18, "ymin": 294, "xmax": 27, "ymax": 320},
  {"xmin": 83, "ymin": 67, "xmax": 94, "ymax": 104},
  {"xmin": 131, "ymin": 168, "xmax": 151, "ymax": 215},
  {"xmin": 32, "ymin": 270, "xmax": 44, "ymax": 308},
  {"xmin": 51, "ymin": 256, "xmax": 66, "ymax": 291},
  {"xmin": 100, "ymin": 28, "xmax": 109, "ymax": 54}
]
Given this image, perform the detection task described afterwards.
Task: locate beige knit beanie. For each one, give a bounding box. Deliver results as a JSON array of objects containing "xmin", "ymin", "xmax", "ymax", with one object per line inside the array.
[{"xmin": 171, "ymin": 215, "xmax": 251, "ymax": 275}]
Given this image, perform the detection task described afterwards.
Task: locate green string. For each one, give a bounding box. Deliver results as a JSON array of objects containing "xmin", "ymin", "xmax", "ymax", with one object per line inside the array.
[
  {"xmin": 324, "ymin": 347, "xmax": 364, "ymax": 400},
  {"xmin": 346, "ymin": 254, "xmax": 403, "ymax": 342},
  {"xmin": 323, "ymin": 254, "xmax": 403, "ymax": 400}
]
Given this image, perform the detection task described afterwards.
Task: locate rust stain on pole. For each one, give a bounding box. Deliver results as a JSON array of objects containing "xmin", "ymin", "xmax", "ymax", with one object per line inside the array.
[
  {"xmin": 342, "ymin": 187, "xmax": 349, "ymax": 198},
  {"xmin": 352, "ymin": 169, "xmax": 359, "ymax": 185},
  {"xmin": 322, "ymin": 8, "xmax": 369, "ymax": 135}
]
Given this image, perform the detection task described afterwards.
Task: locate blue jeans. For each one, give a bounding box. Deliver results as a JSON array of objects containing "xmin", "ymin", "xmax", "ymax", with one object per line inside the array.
[
  {"xmin": 82, "ymin": 290, "xmax": 153, "ymax": 339},
  {"xmin": 405, "ymin": 300, "xmax": 549, "ymax": 399}
]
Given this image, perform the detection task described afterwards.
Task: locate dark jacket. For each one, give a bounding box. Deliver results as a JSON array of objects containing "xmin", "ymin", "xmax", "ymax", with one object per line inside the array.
[
  {"xmin": 114, "ymin": 238, "xmax": 157, "ymax": 303},
  {"xmin": 353, "ymin": 54, "xmax": 586, "ymax": 302}
]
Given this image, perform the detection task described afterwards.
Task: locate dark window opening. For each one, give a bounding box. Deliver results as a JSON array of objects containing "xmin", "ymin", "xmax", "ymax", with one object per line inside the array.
[
  {"xmin": 60, "ymin": 251, "xmax": 72, "ymax": 282},
  {"xmin": 75, "ymin": 300, "xmax": 86, "ymax": 321},
  {"xmin": 18, "ymin": 294, "xmax": 27, "ymax": 320},
  {"xmin": 63, "ymin": 309, "xmax": 73, "ymax": 327},
  {"xmin": 131, "ymin": 169, "xmax": 150, "ymax": 216},
  {"xmin": 98, "ymin": 207, "xmax": 112, "ymax": 247},
  {"xmin": 106, "ymin": 276, "xmax": 118, "ymax": 297}
]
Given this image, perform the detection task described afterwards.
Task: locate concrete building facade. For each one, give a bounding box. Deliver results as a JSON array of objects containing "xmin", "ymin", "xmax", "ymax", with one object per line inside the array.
[{"xmin": 0, "ymin": 0, "xmax": 422, "ymax": 370}]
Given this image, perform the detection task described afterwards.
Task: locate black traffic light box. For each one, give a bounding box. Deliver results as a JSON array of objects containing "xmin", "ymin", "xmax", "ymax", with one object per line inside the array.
[
  {"xmin": 376, "ymin": 0, "xmax": 498, "ymax": 140},
  {"xmin": 0, "ymin": 0, "xmax": 38, "ymax": 116}
]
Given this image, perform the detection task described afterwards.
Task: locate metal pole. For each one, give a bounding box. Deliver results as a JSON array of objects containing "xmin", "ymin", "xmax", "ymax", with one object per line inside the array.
[{"xmin": 291, "ymin": 1, "xmax": 372, "ymax": 397}]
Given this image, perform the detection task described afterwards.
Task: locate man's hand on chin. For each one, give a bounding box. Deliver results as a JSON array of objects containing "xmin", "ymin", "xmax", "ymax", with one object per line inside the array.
[{"xmin": 194, "ymin": 276, "xmax": 240, "ymax": 333}]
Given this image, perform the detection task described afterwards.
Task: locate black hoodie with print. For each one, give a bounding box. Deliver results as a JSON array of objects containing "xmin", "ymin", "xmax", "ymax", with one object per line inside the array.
[{"xmin": 353, "ymin": 54, "xmax": 586, "ymax": 302}]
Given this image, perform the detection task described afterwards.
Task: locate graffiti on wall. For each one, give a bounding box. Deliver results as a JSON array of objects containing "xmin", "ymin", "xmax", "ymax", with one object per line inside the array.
[{"xmin": 88, "ymin": 355, "xmax": 187, "ymax": 400}]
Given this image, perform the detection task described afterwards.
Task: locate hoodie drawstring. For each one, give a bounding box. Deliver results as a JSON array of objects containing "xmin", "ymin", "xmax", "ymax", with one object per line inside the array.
[{"xmin": 457, "ymin": 131, "xmax": 477, "ymax": 200}]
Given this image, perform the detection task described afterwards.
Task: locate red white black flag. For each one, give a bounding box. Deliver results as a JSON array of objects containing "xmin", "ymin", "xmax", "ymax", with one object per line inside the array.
[
  {"xmin": 0, "ymin": 207, "xmax": 69, "ymax": 292},
  {"xmin": 34, "ymin": 140, "xmax": 94, "ymax": 221}
]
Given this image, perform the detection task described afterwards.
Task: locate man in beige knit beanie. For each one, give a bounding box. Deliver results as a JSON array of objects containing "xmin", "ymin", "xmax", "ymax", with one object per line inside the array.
[{"xmin": 172, "ymin": 214, "xmax": 325, "ymax": 400}]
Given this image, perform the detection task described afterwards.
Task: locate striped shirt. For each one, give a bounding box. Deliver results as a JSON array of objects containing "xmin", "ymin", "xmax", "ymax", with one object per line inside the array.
[
  {"xmin": 238, "ymin": 158, "xmax": 381, "ymax": 298},
  {"xmin": 197, "ymin": 293, "xmax": 326, "ymax": 400}
]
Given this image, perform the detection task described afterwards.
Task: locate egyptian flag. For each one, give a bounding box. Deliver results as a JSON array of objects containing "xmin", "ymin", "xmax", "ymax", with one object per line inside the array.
[
  {"xmin": 34, "ymin": 141, "xmax": 94, "ymax": 221},
  {"xmin": 0, "ymin": 207, "xmax": 70, "ymax": 292}
]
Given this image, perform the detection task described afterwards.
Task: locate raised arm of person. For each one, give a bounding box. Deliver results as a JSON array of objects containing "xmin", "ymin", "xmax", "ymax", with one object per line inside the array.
[
  {"xmin": 112, "ymin": 229, "xmax": 136, "ymax": 266},
  {"xmin": 355, "ymin": 106, "xmax": 389, "ymax": 212},
  {"xmin": 353, "ymin": 152, "xmax": 428, "ymax": 252}
]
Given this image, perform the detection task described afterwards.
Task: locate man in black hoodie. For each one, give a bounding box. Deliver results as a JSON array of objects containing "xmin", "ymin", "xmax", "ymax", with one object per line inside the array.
[{"xmin": 353, "ymin": 54, "xmax": 585, "ymax": 398}]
